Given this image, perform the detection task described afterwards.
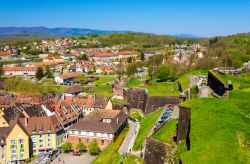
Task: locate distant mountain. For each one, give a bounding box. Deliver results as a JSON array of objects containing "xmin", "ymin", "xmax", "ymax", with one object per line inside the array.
[
  {"xmin": 0, "ymin": 27, "xmax": 130, "ymax": 36},
  {"xmin": 174, "ymin": 34, "xmax": 202, "ymax": 38}
]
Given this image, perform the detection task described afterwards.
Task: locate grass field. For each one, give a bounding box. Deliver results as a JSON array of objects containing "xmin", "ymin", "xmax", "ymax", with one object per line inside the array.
[
  {"xmin": 133, "ymin": 108, "xmax": 164, "ymax": 151},
  {"xmin": 126, "ymin": 77, "xmax": 142, "ymax": 87},
  {"xmin": 93, "ymin": 126, "xmax": 143, "ymax": 164},
  {"xmin": 179, "ymin": 98, "xmax": 250, "ymax": 163},
  {"xmin": 177, "ymin": 73, "xmax": 190, "ymax": 91},
  {"xmin": 2, "ymin": 77, "xmax": 67, "ymax": 96},
  {"xmin": 129, "ymin": 109, "xmax": 144, "ymax": 121},
  {"xmin": 153, "ymin": 119, "xmax": 178, "ymax": 144},
  {"xmin": 139, "ymin": 82, "xmax": 180, "ymax": 96},
  {"xmin": 94, "ymin": 77, "xmax": 115, "ymax": 85}
]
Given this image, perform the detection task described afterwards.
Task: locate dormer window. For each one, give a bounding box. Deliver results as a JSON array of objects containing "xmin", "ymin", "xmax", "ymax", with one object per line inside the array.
[{"xmin": 103, "ymin": 118, "xmax": 111, "ymax": 123}]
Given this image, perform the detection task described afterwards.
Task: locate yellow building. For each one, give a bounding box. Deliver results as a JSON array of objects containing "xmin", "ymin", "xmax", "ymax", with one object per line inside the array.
[
  {"xmin": 0, "ymin": 121, "xmax": 30, "ymax": 164},
  {"xmin": 19, "ymin": 116, "xmax": 64, "ymax": 155}
]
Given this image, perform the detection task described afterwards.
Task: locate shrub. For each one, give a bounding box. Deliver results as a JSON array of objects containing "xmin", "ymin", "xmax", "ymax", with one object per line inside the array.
[
  {"xmin": 76, "ymin": 141, "xmax": 87, "ymax": 152},
  {"xmin": 88, "ymin": 140, "xmax": 101, "ymax": 155},
  {"xmin": 61, "ymin": 141, "xmax": 72, "ymax": 153}
]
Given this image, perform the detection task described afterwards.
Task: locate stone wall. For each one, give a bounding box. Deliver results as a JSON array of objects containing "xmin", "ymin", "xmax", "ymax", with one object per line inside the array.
[
  {"xmin": 177, "ymin": 106, "xmax": 191, "ymax": 144},
  {"xmin": 124, "ymin": 88, "xmax": 180, "ymax": 114},
  {"xmin": 144, "ymin": 137, "xmax": 174, "ymax": 164},
  {"xmin": 207, "ymin": 71, "xmax": 226, "ymax": 96}
]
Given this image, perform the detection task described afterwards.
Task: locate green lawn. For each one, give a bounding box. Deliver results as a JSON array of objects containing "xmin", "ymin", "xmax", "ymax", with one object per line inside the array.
[
  {"xmin": 93, "ymin": 85, "xmax": 113, "ymax": 92},
  {"xmin": 93, "ymin": 126, "xmax": 144, "ymax": 164},
  {"xmin": 219, "ymin": 73, "xmax": 250, "ymax": 90},
  {"xmin": 179, "ymin": 98, "xmax": 250, "ymax": 164},
  {"xmin": 177, "ymin": 73, "xmax": 190, "ymax": 90},
  {"xmin": 126, "ymin": 77, "xmax": 142, "ymax": 87},
  {"xmin": 2, "ymin": 77, "xmax": 67, "ymax": 96},
  {"xmin": 133, "ymin": 108, "xmax": 164, "ymax": 151},
  {"xmin": 94, "ymin": 77, "xmax": 115, "ymax": 85},
  {"xmin": 129, "ymin": 110, "xmax": 144, "ymax": 121},
  {"xmin": 153, "ymin": 119, "xmax": 178, "ymax": 144},
  {"xmin": 123, "ymin": 154, "xmax": 144, "ymax": 164},
  {"xmin": 139, "ymin": 82, "xmax": 180, "ymax": 96},
  {"xmin": 190, "ymin": 69, "xmax": 208, "ymax": 75}
]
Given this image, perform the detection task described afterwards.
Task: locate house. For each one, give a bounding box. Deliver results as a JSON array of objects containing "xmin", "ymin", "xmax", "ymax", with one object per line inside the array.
[
  {"xmin": 19, "ymin": 116, "xmax": 64, "ymax": 155},
  {"xmin": 68, "ymin": 109, "xmax": 127, "ymax": 148},
  {"xmin": 43, "ymin": 55, "xmax": 63, "ymax": 63},
  {"xmin": 66, "ymin": 85, "xmax": 83, "ymax": 96},
  {"xmin": 55, "ymin": 72, "xmax": 83, "ymax": 84},
  {"xmin": 52, "ymin": 98, "xmax": 84, "ymax": 128},
  {"xmin": 0, "ymin": 121, "xmax": 30, "ymax": 164},
  {"xmin": 3, "ymin": 65, "xmax": 37, "ymax": 76},
  {"xmin": 0, "ymin": 52, "xmax": 12, "ymax": 61}
]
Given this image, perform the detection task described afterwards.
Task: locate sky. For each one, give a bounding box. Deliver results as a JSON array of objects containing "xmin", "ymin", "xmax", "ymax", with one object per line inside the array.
[{"xmin": 0, "ymin": 0, "xmax": 250, "ymax": 37}]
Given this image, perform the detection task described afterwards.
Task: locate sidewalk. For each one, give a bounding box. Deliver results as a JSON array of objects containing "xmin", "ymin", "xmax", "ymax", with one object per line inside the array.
[{"xmin": 118, "ymin": 119, "xmax": 139, "ymax": 154}]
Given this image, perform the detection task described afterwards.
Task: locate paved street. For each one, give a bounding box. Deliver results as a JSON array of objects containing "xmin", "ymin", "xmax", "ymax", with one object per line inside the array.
[
  {"xmin": 118, "ymin": 119, "xmax": 139, "ymax": 154},
  {"xmin": 50, "ymin": 152, "xmax": 96, "ymax": 164}
]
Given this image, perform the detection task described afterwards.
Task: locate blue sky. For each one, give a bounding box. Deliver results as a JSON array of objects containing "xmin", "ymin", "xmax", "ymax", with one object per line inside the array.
[{"xmin": 0, "ymin": 0, "xmax": 250, "ymax": 37}]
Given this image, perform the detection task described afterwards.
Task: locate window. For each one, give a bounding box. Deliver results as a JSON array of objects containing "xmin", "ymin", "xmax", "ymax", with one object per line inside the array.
[
  {"xmin": 103, "ymin": 118, "xmax": 111, "ymax": 123},
  {"xmin": 39, "ymin": 144, "xmax": 43, "ymax": 148},
  {"xmin": 48, "ymin": 138, "xmax": 51, "ymax": 142},
  {"xmin": 20, "ymin": 149, "xmax": 24, "ymax": 153},
  {"xmin": 81, "ymin": 131, "xmax": 86, "ymax": 136},
  {"xmin": 39, "ymin": 135, "xmax": 43, "ymax": 138},
  {"xmin": 48, "ymin": 143, "xmax": 51, "ymax": 147},
  {"xmin": 11, "ymin": 145, "xmax": 16, "ymax": 149},
  {"xmin": 73, "ymin": 130, "xmax": 78, "ymax": 135},
  {"xmin": 11, "ymin": 149, "xmax": 16, "ymax": 154},
  {"xmin": 11, "ymin": 155, "xmax": 17, "ymax": 160},
  {"xmin": 39, "ymin": 139, "xmax": 43, "ymax": 143},
  {"xmin": 19, "ymin": 139, "xmax": 24, "ymax": 144},
  {"xmin": 20, "ymin": 153, "xmax": 24, "ymax": 159},
  {"xmin": 10, "ymin": 140, "xmax": 16, "ymax": 145},
  {"xmin": 47, "ymin": 134, "xmax": 51, "ymax": 138}
]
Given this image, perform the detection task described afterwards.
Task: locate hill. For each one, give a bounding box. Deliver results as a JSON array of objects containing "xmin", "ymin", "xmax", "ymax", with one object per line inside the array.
[{"xmin": 0, "ymin": 27, "xmax": 130, "ymax": 36}]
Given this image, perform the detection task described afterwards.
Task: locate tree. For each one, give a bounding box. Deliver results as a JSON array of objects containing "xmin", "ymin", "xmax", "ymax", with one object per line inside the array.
[
  {"xmin": 156, "ymin": 64, "xmax": 172, "ymax": 82},
  {"xmin": 76, "ymin": 141, "xmax": 87, "ymax": 152},
  {"xmin": 140, "ymin": 52, "xmax": 145, "ymax": 61},
  {"xmin": 127, "ymin": 57, "xmax": 133, "ymax": 63},
  {"xmin": 45, "ymin": 66, "xmax": 53, "ymax": 78},
  {"xmin": 61, "ymin": 141, "xmax": 72, "ymax": 153},
  {"xmin": 76, "ymin": 54, "xmax": 89, "ymax": 61},
  {"xmin": 126, "ymin": 63, "xmax": 138, "ymax": 76},
  {"xmin": 35, "ymin": 67, "xmax": 44, "ymax": 80},
  {"xmin": 88, "ymin": 140, "xmax": 101, "ymax": 155},
  {"xmin": 148, "ymin": 65, "xmax": 154, "ymax": 80}
]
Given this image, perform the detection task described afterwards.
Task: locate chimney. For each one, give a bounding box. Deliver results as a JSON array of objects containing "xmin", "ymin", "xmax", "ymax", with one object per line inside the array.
[{"xmin": 25, "ymin": 117, "xmax": 28, "ymax": 126}]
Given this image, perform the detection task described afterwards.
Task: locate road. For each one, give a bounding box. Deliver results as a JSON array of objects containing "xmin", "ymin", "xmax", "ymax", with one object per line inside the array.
[
  {"xmin": 118, "ymin": 119, "xmax": 139, "ymax": 154},
  {"xmin": 199, "ymin": 85, "xmax": 211, "ymax": 98}
]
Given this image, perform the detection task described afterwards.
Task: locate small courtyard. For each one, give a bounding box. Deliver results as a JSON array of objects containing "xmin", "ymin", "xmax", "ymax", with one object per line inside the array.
[{"xmin": 51, "ymin": 152, "xmax": 97, "ymax": 164}]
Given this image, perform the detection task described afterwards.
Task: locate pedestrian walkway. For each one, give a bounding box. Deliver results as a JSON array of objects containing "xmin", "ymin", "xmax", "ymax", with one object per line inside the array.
[{"xmin": 118, "ymin": 119, "xmax": 139, "ymax": 154}]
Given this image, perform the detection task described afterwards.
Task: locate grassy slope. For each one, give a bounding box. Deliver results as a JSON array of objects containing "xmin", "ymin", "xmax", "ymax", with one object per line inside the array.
[
  {"xmin": 129, "ymin": 110, "xmax": 144, "ymax": 121},
  {"xmin": 180, "ymin": 98, "xmax": 250, "ymax": 164},
  {"xmin": 153, "ymin": 119, "xmax": 178, "ymax": 144},
  {"xmin": 133, "ymin": 108, "xmax": 164, "ymax": 151},
  {"xmin": 94, "ymin": 77, "xmax": 115, "ymax": 85},
  {"xmin": 93, "ymin": 127, "xmax": 129, "ymax": 164},
  {"xmin": 177, "ymin": 73, "xmax": 190, "ymax": 91},
  {"xmin": 139, "ymin": 82, "xmax": 180, "ymax": 96},
  {"xmin": 93, "ymin": 127, "xmax": 143, "ymax": 164},
  {"xmin": 2, "ymin": 77, "xmax": 67, "ymax": 96},
  {"xmin": 126, "ymin": 77, "xmax": 141, "ymax": 87}
]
